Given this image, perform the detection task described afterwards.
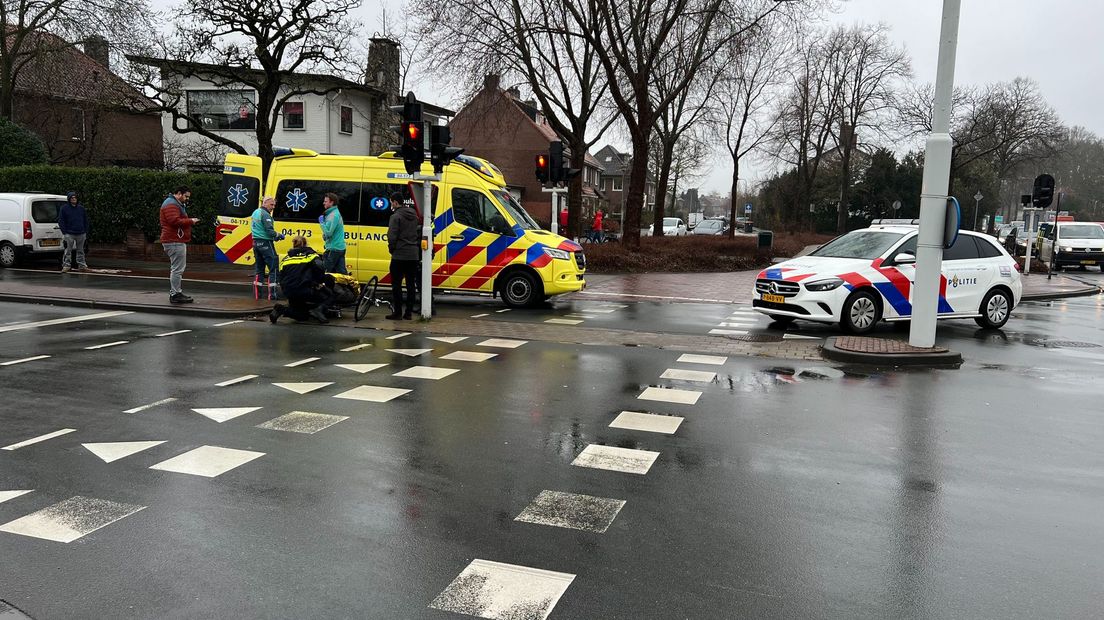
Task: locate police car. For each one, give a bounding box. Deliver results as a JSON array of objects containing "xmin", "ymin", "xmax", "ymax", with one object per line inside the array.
[{"xmin": 753, "ymin": 220, "xmax": 1023, "ymax": 333}]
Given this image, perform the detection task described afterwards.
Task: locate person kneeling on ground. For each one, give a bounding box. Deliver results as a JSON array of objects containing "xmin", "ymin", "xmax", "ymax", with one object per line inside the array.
[{"xmin": 270, "ymin": 236, "xmax": 334, "ymax": 324}]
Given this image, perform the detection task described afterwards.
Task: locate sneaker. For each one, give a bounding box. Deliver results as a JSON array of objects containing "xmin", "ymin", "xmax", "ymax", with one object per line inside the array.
[
  {"xmin": 169, "ymin": 293, "xmax": 187, "ymax": 304},
  {"xmin": 61, "ymin": 266, "xmax": 71, "ymax": 273},
  {"xmin": 178, "ymin": 293, "xmax": 194, "ymax": 303},
  {"xmin": 269, "ymin": 303, "xmax": 286, "ymax": 324},
  {"xmin": 384, "ymin": 313, "xmax": 402, "ymax": 320},
  {"xmin": 77, "ymin": 266, "xmax": 90, "ymax": 272},
  {"xmin": 309, "ymin": 307, "xmax": 329, "ymax": 323}
]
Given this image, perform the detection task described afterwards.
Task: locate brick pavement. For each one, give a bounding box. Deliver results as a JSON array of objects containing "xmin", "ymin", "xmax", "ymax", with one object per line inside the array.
[{"xmin": 833, "ymin": 336, "xmax": 947, "ymax": 354}]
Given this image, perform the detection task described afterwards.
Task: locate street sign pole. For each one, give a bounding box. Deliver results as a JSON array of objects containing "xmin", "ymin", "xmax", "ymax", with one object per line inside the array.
[
  {"xmin": 973, "ymin": 190, "xmax": 983, "ymax": 231},
  {"xmin": 909, "ymin": 0, "xmax": 961, "ymax": 349},
  {"xmin": 543, "ymin": 187, "xmax": 568, "ymax": 235},
  {"xmin": 1023, "ymin": 208, "xmax": 1036, "ymax": 275},
  {"xmin": 413, "ymin": 172, "xmax": 440, "ymax": 320}
]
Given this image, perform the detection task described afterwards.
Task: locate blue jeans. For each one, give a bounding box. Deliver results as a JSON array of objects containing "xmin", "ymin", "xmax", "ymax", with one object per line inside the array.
[
  {"xmin": 253, "ymin": 240, "xmax": 278, "ymax": 282},
  {"xmin": 323, "ymin": 249, "xmax": 348, "ymax": 274}
]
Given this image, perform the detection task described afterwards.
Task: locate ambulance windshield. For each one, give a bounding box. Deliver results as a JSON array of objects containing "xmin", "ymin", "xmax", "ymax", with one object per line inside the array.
[{"xmin": 493, "ymin": 190, "xmax": 540, "ymax": 231}]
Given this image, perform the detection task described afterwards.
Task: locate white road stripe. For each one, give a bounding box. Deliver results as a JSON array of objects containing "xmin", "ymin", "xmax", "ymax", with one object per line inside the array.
[
  {"xmin": 340, "ymin": 343, "xmax": 372, "ymax": 351},
  {"xmin": 717, "ymin": 322, "xmax": 755, "ymax": 328},
  {"xmin": 709, "ymin": 328, "xmax": 748, "ymax": 336},
  {"xmin": 155, "ymin": 329, "xmax": 192, "ymax": 337},
  {"xmin": 124, "ymin": 398, "xmax": 177, "ymax": 414},
  {"xmin": 215, "ymin": 374, "xmax": 259, "ymax": 387},
  {"xmin": 0, "ymin": 310, "xmax": 131, "ymax": 334},
  {"xmin": 2, "ymin": 428, "xmax": 77, "ymax": 451},
  {"xmin": 495, "ymin": 308, "xmax": 512, "ymax": 313},
  {"xmin": 213, "ymin": 320, "xmax": 243, "ymax": 327},
  {"xmin": 471, "ymin": 313, "xmax": 490, "ymax": 318},
  {"xmin": 1, "ymin": 355, "xmax": 50, "ymax": 366},
  {"xmin": 783, "ymin": 333, "xmax": 822, "ymax": 340},
  {"xmin": 285, "ymin": 357, "xmax": 320, "ymax": 367},
  {"xmin": 677, "ymin": 354, "xmax": 727, "ymax": 366},
  {"xmin": 84, "ymin": 341, "xmax": 128, "ymax": 350},
  {"xmin": 386, "ymin": 332, "xmax": 411, "ymax": 340}
]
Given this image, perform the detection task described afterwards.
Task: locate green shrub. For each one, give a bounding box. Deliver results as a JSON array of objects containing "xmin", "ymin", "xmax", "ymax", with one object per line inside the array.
[
  {"xmin": 0, "ymin": 165, "xmax": 220, "ymax": 243},
  {"xmin": 0, "ymin": 119, "xmax": 48, "ymax": 167},
  {"xmin": 583, "ymin": 232, "xmax": 834, "ymax": 273}
]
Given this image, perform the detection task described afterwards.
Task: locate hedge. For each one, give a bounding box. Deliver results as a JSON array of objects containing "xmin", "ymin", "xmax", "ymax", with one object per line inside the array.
[{"xmin": 0, "ymin": 165, "xmax": 221, "ymax": 244}]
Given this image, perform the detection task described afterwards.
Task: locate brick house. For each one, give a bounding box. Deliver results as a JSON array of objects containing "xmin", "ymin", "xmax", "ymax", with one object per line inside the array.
[
  {"xmin": 12, "ymin": 34, "xmax": 163, "ymax": 167},
  {"xmin": 448, "ymin": 75, "xmax": 604, "ymax": 226},
  {"xmin": 594, "ymin": 144, "xmax": 656, "ymax": 222}
]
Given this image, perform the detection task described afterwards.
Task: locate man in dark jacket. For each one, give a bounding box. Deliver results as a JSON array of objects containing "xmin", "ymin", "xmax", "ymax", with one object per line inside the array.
[
  {"xmin": 58, "ymin": 191, "xmax": 90, "ymax": 272},
  {"xmin": 386, "ymin": 192, "xmax": 421, "ymax": 320},
  {"xmin": 270, "ymin": 236, "xmax": 333, "ymax": 324}
]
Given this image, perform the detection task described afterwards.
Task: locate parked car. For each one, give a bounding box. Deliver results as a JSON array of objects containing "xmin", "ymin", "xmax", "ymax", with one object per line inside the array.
[
  {"xmin": 1038, "ymin": 222, "xmax": 1104, "ymax": 270},
  {"xmin": 753, "ymin": 222, "xmax": 1023, "ymax": 333},
  {"xmin": 663, "ymin": 217, "xmax": 689, "ymax": 236},
  {"xmin": 691, "ymin": 218, "xmax": 728, "ymax": 236},
  {"xmin": 0, "ymin": 192, "xmax": 67, "ymax": 268}
]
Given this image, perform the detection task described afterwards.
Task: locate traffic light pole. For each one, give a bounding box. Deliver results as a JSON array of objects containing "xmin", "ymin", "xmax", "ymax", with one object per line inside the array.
[
  {"xmin": 909, "ymin": 0, "xmax": 960, "ymax": 349},
  {"xmin": 542, "ymin": 187, "xmax": 568, "ymax": 235},
  {"xmin": 413, "ymin": 172, "xmax": 440, "ymax": 320}
]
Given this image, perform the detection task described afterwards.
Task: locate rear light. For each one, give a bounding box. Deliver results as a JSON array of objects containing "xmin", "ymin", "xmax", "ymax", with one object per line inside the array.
[
  {"xmin": 1013, "ymin": 262, "xmax": 1021, "ymax": 272},
  {"xmin": 22, "ymin": 220, "xmax": 31, "ymax": 240}
]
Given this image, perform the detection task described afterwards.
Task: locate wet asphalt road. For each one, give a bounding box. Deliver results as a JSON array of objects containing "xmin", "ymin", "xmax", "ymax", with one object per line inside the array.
[{"xmin": 0, "ymin": 292, "xmax": 1103, "ymax": 620}]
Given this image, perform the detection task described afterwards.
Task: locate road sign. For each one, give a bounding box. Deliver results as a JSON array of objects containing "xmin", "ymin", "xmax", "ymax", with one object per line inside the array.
[
  {"xmin": 995, "ymin": 215, "xmax": 1004, "ymax": 224},
  {"xmin": 744, "ymin": 203, "xmax": 752, "ymax": 214},
  {"xmin": 892, "ymin": 200, "xmax": 901, "ymax": 212}
]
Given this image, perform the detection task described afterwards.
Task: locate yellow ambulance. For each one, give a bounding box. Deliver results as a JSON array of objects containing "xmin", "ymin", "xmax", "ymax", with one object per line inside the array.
[{"xmin": 216, "ymin": 148, "xmax": 586, "ymax": 307}]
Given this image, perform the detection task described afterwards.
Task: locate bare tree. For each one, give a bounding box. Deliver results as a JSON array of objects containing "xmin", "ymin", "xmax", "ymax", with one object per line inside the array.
[
  {"xmin": 564, "ymin": 0, "xmax": 803, "ymax": 249},
  {"xmin": 127, "ymin": 0, "xmax": 362, "ymax": 177},
  {"xmin": 417, "ymin": 0, "xmax": 614, "ymax": 239},
  {"xmin": 0, "ymin": 0, "xmax": 153, "ymax": 119}
]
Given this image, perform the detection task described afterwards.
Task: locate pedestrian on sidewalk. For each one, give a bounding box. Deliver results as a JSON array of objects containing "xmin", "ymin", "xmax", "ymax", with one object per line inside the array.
[
  {"xmin": 558, "ymin": 206, "xmax": 568, "ymax": 234},
  {"xmin": 160, "ymin": 186, "xmax": 199, "ymax": 304},
  {"xmin": 320, "ymin": 192, "xmax": 347, "ymax": 275},
  {"xmin": 251, "ymin": 196, "xmax": 284, "ymax": 299},
  {"xmin": 270, "ymin": 236, "xmax": 334, "ymax": 324},
  {"xmin": 386, "ymin": 191, "xmax": 420, "ymax": 320},
  {"xmin": 58, "ymin": 191, "xmax": 89, "ymax": 272},
  {"xmin": 590, "ymin": 209, "xmax": 604, "ymax": 243}
]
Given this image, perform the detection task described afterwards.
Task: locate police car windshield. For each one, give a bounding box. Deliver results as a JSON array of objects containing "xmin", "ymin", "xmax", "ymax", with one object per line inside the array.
[
  {"xmin": 811, "ymin": 230, "xmax": 905, "ymax": 259},
  {"xmin": 492, "ymin": 190, "xmax": 540, "ymax": 230}
]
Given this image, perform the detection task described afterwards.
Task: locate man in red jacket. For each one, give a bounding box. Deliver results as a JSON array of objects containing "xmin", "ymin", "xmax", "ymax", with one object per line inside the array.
[{"xmin": 160, "ymin": 186, "xmax": 199, "ymax": 304}]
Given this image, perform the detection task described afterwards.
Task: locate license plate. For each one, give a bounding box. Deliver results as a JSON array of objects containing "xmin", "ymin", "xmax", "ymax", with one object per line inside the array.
[
  {"xmin": 761, "ymin": 293, "xmax": 785, "ymax": 304},
  {"xmin": 1081, "ymin": 260, "xmax": 1096, "ymax": 265},
  {"xmin": 40, "ymin": 239, "xmax": 60, "ymax": 247}
]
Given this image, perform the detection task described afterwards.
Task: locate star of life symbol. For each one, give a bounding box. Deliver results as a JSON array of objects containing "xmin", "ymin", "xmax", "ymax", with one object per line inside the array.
[
  {"xmin": 286, "ymin": 188, "xmax": 308, "ymax": 212},
  {"xmin": 227, "ymin": 183, "xmax": 249, "ymax": 208},
  {"xmin": 371, "ymin": 197, "xmax": 390, "ymax": 211}
]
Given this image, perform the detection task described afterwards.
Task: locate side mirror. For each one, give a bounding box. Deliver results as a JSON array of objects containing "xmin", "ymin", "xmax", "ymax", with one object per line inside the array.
[{"xmin": 893, "ymin": 252, "xmax": 916, "ymax": 265}]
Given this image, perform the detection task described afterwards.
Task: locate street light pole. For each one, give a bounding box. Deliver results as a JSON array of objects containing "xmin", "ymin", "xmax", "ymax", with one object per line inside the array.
[
  {"xmin": 973, "ymin": 190, "xmax": 983, "ymax": 231},
  {"xmin": 909, "ymin": 0, "xmax": 961, "ymax": 349}
]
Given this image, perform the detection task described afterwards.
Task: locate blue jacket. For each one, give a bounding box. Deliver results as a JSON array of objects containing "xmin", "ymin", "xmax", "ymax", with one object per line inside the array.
[
  {"xmin": 57, "ymin": 192, "xmax": 89, "ymax": 235},
  {"xmin": 321, "ymin": 206, "xmax": 346, "ymax": 251}
]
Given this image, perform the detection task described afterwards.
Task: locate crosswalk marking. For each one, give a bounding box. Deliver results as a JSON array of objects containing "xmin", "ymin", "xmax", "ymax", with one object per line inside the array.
[
  {"xmin": 477, "ymin": 338, "xmax": 527, "ymax": 349},
  {"xmin": 677, "ymin": 354, "xmax": 727, "ymax": 366},
  {"xmin": 572, "ymin": 444, "xmax": 660, "ymax": 475},
  {"xmin": 0, "ymin": 490, "xmax": 33, "ymax": 504},
  {"xmin": 150, "ymin": 446, "xmax": 264, "ymax": 478},
  {"xmin": 545, "ymin": 318, "xmax": 583, "ymax": 325},
  {"xmin": 660, "ymin": 368, "xmax": 716, "ymax": 383},
  {"xmin": 84, "ymin": 340, "xmax": 128, "ymax": 350},
  {"xmin": 2, "ymin": 428, "xmax": 76, "ymax": 451},
  {"xmin": 609, "ymin": 411, "xmax": 684, "ymax": 434},
  {"xmin": 638, "ymin": 386, "xmax": 701, "ymax": 405},
  {"xmin": 393, "ymin": 366, "xmax": 460, "ymax": 380},
  {"xmin": 515, "ymin": 490, "xmax": 625, "ymax": 533},
  {"xmin": 0, "ymin": 496, "xmax": 146, "ymax": 543},
  {"xmin": 334, "ymin": 385, "xmax": 411, "ymax": 403},
  {"xmin": 430, "ymin": 559, "xmax": 575, "ymax": 620},
  {"xmin": 440, "ymin": 351, "xmax": 497, "ymax": 362},
  {"xmin": 256, "ymin": 412, "xmax": 348, "ymax": 434},
  {"xmin": 0, "ymin": 355, "xmax": 50, "ymax": 366}
]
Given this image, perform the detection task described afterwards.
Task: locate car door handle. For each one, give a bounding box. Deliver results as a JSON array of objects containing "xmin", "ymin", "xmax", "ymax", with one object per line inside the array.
[{"xmin": 450, "ymin": 235, "xmax": 465, "ymax": 240}]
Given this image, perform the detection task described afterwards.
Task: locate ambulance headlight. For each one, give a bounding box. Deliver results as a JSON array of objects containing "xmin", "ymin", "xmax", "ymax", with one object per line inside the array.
[
  {"xmin": 1060, "ymin": 246, "xmax": 1073, "ymax": 253},
  {"xmin": 543, "ymin": 247, "xmax": 571, "ymax": 260},
  {"xmin": 804, "ymin": 278, "xmax": 844, "ymax": 292}
]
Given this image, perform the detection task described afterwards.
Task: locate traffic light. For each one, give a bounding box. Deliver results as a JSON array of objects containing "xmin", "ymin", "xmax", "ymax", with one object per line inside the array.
[
  {"xmin": 391, "ymin": 92, "xmax": 424, "ymax": 175},
  {"xmin": 429, "ymin": 124, "xmax": 464, "ymax": 174},
  {"xmin": 1032, "ymin": 174, "xmax": 1055, "ymax": 209},
  {"xmin": 535, "ymin": 152, "xmax": 549, "ymax": 184},
  {"xmin": 547, "ymin": 141, "xmax": 580, "ymax": 185}
]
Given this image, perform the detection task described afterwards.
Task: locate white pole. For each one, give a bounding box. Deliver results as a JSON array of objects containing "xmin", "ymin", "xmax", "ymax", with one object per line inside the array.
[
  {"xmin": 420, "ymin": 177, "xmax": 433, "ymax": 319},
  {"xmin": 551, "ymin": 192, "xmax": 559, "ymax": 235},
  {"xmin": 1023, "ymin": 210, "xmax": 1033, "ymax": 275},
  {"xmin": 909, "ymin": 0, "xmax": 961, "ymax": 348}
]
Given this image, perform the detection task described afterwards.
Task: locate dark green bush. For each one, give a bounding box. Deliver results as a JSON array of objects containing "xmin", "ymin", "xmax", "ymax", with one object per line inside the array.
[
  {"xmin": 0, "ymin": 165, "xmax": 220, "ymax": 243},
  {"xmin": 0, "ymin": 119, "xmax": 48, "ymax": 167}
]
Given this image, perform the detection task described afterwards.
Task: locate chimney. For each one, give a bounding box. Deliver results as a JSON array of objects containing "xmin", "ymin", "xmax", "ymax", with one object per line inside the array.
[
  {"xmin": 484, "ymin": 74, "xmax": 500, "ymax": 92},
  {"xmin": 83, "ymin": 35, "xmax": 109, "ymax": 70},
  {"xmin": 365, "ymin": 37, "xmax": 400, "ymax": 155},
  {"xmin": 506, "ymin": 86, "xmax": 521, "ymax": 100}
]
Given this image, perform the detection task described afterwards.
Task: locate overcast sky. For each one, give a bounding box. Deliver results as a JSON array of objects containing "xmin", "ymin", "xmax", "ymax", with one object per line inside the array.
[{"xmin": 157, "ymin": 0, "xmax": 1103, "ymax": 195}]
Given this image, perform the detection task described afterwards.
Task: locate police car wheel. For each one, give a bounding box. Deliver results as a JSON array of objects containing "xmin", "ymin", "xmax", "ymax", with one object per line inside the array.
[
  {"xmin": 501, "ymin": 271, "xmax": 540, "ymax": 308},
  {"xmin": 841, "ymin": 290, "xmax": 881, "ymax": 334},
  {"xmin": 975, "ymin": 288, "xmax": 1012, "ymax": 329},
  {"xmin": 0, "ymin": 242, "xmax": 16, "ymax": 268}
]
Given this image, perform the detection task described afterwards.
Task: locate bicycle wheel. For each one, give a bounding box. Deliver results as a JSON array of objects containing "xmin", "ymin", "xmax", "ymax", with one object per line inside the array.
[{"xmin": 354, "ymin": 276, "xmax": 379, "ymax": 322}]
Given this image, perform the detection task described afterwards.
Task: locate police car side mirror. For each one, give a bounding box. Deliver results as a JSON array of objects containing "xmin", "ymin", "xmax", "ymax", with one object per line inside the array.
[{"xmin": 893, "ymin": 252, "xmax": 916, "ymax": 265}]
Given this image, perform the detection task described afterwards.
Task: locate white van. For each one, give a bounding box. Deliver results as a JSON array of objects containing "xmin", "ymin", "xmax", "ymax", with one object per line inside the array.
[{"xmin": 0, "ymin": 193, "xmax": 67, "ymax": 267}]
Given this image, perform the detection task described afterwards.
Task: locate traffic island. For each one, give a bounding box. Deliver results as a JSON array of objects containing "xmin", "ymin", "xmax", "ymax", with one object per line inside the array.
[{"xmin": 822, "ymin": 336, "xmax": 963, "ymax": 367}]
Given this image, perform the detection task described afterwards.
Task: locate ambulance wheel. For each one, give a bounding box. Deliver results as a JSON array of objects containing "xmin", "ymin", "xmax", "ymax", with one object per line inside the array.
[
  {"xmin": 0, "ymin": 242, "xmax": 16, "ymax": 268},
  {"xmin": 975, "ymin": 288, "xmax": 1012, "ymax": 329},
  {"xmin": 841, "ymin": 289, "xmax": 881, "ymax": 334},
  {"xmin": 500, "ymin": 270, "xmax": 542, "ymax": 308}
]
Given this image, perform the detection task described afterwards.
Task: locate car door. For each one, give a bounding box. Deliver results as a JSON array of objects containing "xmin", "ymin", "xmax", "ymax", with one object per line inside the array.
[
  {"xmin": 29, "ymin": 198, "xmax": 64, "ymax": 250},
  {"xmin": 446, "ymin": 186, "xmax": 516, "ymax": 292},
  {"xmin": 939, "ymin": 233, "xmax": 986, "ymax": 315}
]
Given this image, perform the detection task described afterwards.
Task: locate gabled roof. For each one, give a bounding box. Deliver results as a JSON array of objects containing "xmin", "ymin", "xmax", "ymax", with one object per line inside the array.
[
  {"xmin": 127, "ymin": 55, "xmax": 388, "ymax": 98},
  {"xmin": 595, "ymin": 145, "xmax": 631, "ymax": 175},
  {"xmin": 12, "ymin": 31, "xmax": 154, "ymax": 111}
]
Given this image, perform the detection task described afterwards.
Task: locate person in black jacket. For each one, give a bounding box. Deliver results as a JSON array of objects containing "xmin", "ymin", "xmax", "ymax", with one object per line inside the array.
[
  {"xmin": 386, "ymin": 192, "xmax": 422, "ymax": 320},
  {"xmin": 58, "ymin": 191, "xmax": 90, "ymax": 272},
  {"xmin": 270, "ymin": 236, "xmax": 334, "ymax": 324}
]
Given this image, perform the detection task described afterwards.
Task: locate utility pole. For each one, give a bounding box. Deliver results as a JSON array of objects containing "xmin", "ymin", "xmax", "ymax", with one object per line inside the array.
[
  {"xmin": 973, "ymin": 190, "xmax": 983, "ymax": 230},
  {"xmin": 909, "ymin": 0, "xmax": 960, "ymax": 349}
]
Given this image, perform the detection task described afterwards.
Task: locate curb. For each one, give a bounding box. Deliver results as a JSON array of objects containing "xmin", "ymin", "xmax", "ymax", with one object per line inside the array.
[
  {"xmin": 821, "ymin": 337, "xmax": 963, "ymax": 368},
  {"xmin": 0, "ymin": 292, "xmax": 270, "ymax": 319},
  {"xmin": 1021, "ymin": 284, "xmax": 1101, "ymax": 302}
]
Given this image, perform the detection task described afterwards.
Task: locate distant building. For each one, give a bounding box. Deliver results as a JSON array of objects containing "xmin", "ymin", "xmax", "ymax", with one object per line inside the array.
[
  {"xmin": 13, "ymin": 33, "xmax": 162, "ymax": 167},
  {"xmin": 594, "ymin": 145, "xmax": 656, "ymax": 220},
  {"xmin": 449, "ymin": 74, "xmax": 604, "ymax": 225}
]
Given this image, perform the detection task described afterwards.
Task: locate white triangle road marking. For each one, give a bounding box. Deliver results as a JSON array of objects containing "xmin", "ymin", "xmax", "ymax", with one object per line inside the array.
[
  {"xmin": 272, "ymin": 382, "xmax": 333, "ymax": 394},
  {"xmin": 192, "ymin": 407, "xmax": 262, "ymax": 423},
  {"xmin": 386, "ymin": 348, "xmax": 433, "ymax": 357},
  {"xmin": 0, "ymin": 490, "xmax": 33, "ymax": 504},
  {"xmin": 82, "ymin": 441, "xmax": 166, "ymax": 463},
  {"xmin": 427, "ymin": 336, "xmax": 468, "ymax": 344},
  {"xmin": 334, "ymin": 363, "xmax": 388, "ymax": 374}
]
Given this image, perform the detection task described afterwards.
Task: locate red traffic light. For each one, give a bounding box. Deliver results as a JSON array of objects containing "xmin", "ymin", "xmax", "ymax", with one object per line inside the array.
[
  {"xmin": 535, "ymin": 154, "xmax": 549, "ymax": 183},
  {"xmin": 405, "ymin": 122, "xmax": 421, "ymax": 142}
]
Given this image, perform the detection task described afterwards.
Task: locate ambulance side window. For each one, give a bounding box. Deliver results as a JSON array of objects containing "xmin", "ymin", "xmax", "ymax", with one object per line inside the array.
[
  {"xmin": 452, "ymin": 188, "xmax": 513, "ymax": 236},
  {"xmin": 273, "ymin": 180, "xmax": 360, "ymax": 224},
  {"xmin": 361, "ymin": 183, "xmax": 437, "ymax": 227}
]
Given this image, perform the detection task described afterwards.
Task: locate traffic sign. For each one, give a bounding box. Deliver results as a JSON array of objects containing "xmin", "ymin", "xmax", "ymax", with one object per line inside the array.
[
  {"xmin": 995, "ymin": 215, "xmax": 1004, "ymax": 224},
  {"xmin": 744, "ymin": 203, "xmax": 752, "ymax": 214}
]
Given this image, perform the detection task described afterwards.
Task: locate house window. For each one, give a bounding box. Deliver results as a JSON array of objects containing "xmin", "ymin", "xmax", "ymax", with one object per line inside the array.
[
  {"xmin": 186, "ymin": 90, "xmax": 256, "ymax": 130},
  {"xmin": 283, "ymin": 101, "xmax": 305, "ymax": 129},
  {"xmin": 340, "ymin": 106, "xmax": 353, "ymax": 134},
  {"xmin": 71, "ymin": 108, "xmax": 85, "ymax": 141},
  {"xmin": 612, "ymin": 177, "xmax": 623, "ymax": 191}
]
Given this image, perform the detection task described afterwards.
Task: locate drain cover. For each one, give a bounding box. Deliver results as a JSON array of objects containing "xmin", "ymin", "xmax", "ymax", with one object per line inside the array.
[
  {"xmin": 728, "ymin": 334, "xmax": 783, "ymax": 343},
  {"xmin": 1036, "ymin": 340, "xmax": 1101, "ymax": 349}
]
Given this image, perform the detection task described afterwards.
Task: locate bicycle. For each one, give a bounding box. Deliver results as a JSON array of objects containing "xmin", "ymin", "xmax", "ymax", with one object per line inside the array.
[{"xmin": 354, "ymin": 275, "xmax": 392, "ymax": 321}]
